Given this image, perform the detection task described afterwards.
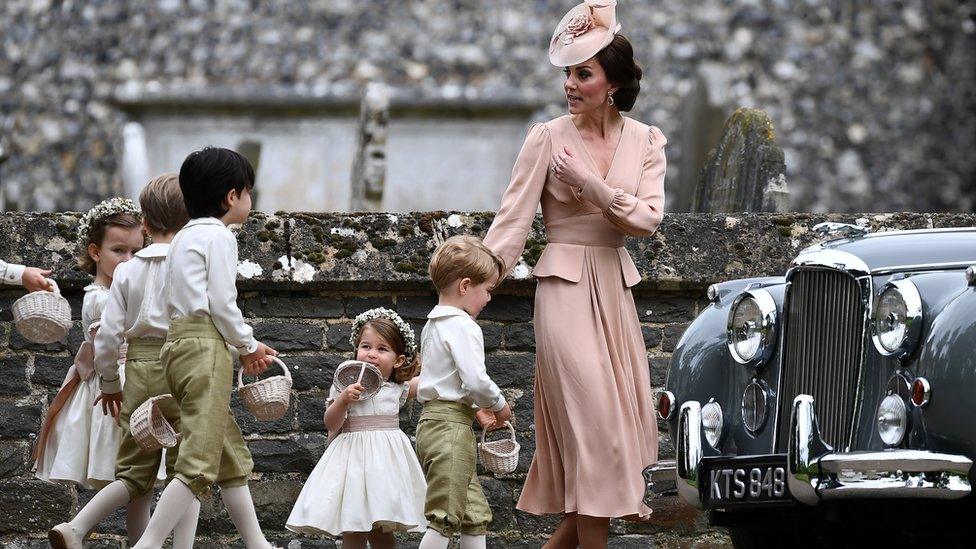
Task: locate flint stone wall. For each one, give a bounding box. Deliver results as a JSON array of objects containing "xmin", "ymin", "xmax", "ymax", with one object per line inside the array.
[
  {"xmin": 2, "ymin": 1, "xmax": 974, "ymax": 214},
  {"xmin": 1, "ymin": 211, "xmax": 975, "ymax": 548}
]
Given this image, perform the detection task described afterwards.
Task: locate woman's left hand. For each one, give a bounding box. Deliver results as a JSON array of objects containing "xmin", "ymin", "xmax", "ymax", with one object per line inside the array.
[{"xmin": 550, "ymin": 146, "xmax": 592, "ymax": 190}]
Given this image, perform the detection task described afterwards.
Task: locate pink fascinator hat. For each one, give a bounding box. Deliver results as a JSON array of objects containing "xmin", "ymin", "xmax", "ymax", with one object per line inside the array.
[{"xmin": 548, "ymin": 0, "xmax": 621, "ymax": 67}]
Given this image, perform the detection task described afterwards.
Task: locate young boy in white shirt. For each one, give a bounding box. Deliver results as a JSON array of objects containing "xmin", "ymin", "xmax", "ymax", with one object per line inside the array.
[
  {"xmin": 133, "ymin": 148, "xmax": 278, "ymax": 549},
  {"xmin": 49, "ymin": 173, "xmax": 199, "ymax": 549},
  {"xmin": 416, "ymin": 235, "xmax": 513, "ymax": 549}
]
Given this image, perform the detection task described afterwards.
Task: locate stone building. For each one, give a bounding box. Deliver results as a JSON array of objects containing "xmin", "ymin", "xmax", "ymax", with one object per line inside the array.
[{"xmin": 1, "ymin": 0, "xmax": 974, "ymax": 213}]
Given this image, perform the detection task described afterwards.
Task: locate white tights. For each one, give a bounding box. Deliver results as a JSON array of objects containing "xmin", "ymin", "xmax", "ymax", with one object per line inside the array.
[
  {"xmin": 419, "ymin": 529, "xmax": 487, "ymax": 549},
  {"xmin": 220, "ymin": 484, "xmax": 273, "ymax": 548},
  {"xmin": 69, "ymin": 480, "xmax": 199, "ymax": 548},
  {"xmin": 133, "ymin": 480, "xmax": 271, "ymax": 549}
]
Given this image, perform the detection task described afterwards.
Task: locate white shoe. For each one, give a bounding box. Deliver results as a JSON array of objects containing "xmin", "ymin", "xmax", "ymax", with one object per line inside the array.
[{"xmin": 48, "ymin": 523, "xmax": 84, "ymax": 549}]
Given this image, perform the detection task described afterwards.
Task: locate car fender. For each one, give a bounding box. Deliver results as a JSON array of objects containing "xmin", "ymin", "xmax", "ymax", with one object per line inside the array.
[
  {"xmin": 665, "ymin": 276, "xmax": 785, "ymax": 449},
  {"xmin": 912, "ymin": 282, "xmax": 976, "ymax": 457}
]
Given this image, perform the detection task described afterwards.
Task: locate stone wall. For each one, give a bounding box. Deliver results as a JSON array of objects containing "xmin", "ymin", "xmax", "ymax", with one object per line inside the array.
[
  {"xmin": 2, "ymin": 211, "xmax": 975, "ymax": 547},
  {"xmin": 2, "ymin": 1, "xmax": 974, "ymax": 214}
]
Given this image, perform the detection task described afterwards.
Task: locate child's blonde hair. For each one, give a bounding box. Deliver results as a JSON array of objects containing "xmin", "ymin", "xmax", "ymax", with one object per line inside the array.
[
  {"xmin": 140, "ymin": 173, "xmax": 189, "ymax": 234},
  {"xmin": 428, "ymin": 235, "xmax": 504, "ymax": 293},
  {"xmin": 353, "ymin": 317, "xmax": 421, "ymax": 383}
]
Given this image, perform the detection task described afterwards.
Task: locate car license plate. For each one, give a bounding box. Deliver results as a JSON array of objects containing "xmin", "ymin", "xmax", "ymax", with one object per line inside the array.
[{"xmin": 701, "ymin": 455, "xmax": 791, "ymax": 508}]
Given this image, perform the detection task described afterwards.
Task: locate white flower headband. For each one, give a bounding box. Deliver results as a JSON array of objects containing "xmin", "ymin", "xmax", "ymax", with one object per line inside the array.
[
  {"xmin": 350, "ymin": 307, "xmax": 417, "ymax": 362},
  {"xmin": 77, "ymin": 197, "xmax": 141, "ymax": 245}
]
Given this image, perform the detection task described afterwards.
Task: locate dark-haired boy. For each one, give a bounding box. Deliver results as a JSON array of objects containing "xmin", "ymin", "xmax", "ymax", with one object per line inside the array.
[{"xmin": 134, "ymin": 147, "xmax": 278, "ymax": 549}]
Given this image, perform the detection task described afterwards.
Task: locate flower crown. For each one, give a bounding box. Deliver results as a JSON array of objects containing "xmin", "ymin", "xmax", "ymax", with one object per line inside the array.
[
  {"xmin": 77, "ymin": 197, "xmax": 141, "ymax": 244},
  {"xmin": 350, "ymin": 307, "xmax": 417, "ymax": 362}
]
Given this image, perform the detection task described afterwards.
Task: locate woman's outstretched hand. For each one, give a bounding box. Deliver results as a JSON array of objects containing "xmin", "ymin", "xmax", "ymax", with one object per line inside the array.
[{"xmin": 550, "ymin": 146, "xmax": 592, "ymax": 190}]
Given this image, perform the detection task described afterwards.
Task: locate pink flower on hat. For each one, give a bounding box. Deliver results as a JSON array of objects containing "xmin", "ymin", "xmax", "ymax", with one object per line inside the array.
[{"xmin": 561, "ymin": 13, "xmax": 595, "ymax": 44}]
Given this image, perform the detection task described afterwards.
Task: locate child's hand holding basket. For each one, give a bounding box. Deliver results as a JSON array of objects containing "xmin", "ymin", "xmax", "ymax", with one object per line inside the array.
[
  {"xmin": 238, "ymin": 356, "xmax": 293, "ymax": 421},
  {"xmin": 479, "ymin": 421, "xmax": 520, "ymax": 475}
]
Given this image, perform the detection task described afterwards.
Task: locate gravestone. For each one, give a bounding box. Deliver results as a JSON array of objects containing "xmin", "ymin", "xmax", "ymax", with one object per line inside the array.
[
  {"xmin": 692, "ymin": 107, "xmax": 789, "ymax": 213},
  {"xmin": 350, "ymin": 82, "xmax": 390, "ymax": 212}
]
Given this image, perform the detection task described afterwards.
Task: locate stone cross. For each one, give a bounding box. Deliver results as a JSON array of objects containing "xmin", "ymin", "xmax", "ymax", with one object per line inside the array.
[
  {"xmin": 350, "ymin": 82, "xmax": 390, "ymax": 212},
  {"xmin": 691, "ymin": 107, "xmax": 789, "ymax": 213}
]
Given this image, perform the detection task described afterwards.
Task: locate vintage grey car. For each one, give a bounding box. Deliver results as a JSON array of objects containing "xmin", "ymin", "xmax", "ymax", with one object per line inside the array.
[{"xmin": 647, "ymin": 224, "xmax": 976, "ymax": 546}]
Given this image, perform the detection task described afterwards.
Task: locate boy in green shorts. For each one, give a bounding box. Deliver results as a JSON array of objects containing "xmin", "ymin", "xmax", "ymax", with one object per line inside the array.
[
  {"xmin": 49, "ymin": 173, "xmax": 199, "ymax": 549},
  {"xmin": 416, "ymin": 235, "xmax": 513, "ymax": 549},
  {"xmin": 134, "ymin": 147, "xmax": 278, "ymax": 549}
]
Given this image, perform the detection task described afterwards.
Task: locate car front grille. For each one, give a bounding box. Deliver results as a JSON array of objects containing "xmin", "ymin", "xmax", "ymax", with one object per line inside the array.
[{"xmin": 776, "ymin": 269, "xmax": 864, "ymax": 452}]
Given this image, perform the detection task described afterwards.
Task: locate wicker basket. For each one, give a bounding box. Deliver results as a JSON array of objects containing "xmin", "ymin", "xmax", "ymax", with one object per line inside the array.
[
  {"xmin": 479, "ymin": 421, "xmax": 520, "ymax": 475},
  {"xmin": 333, "ymin": 360, "xmax": 384, "ymax": 401},
  {"xmin": 12, "ymin": 279, "xmax": 71, "ymax": 344},
  {"xmin": 130, "ymin": 394, "xmax": 180, "ymax": 452},
  {"xmin": 238, "ymin": 356, "xmax": 292, "ymax": 421}
]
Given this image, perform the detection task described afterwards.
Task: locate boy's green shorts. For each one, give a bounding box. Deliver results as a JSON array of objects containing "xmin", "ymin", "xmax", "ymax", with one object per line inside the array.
[
  {"xmin": 162, "ymin": 316, "xmax": 253, "ymax": 498},
  {"xmin": 415, "ymin": 400, "xmax": 492, "ymax": 537},
  {"xmin": 115, "ymin": 338, "xmax": 179, "ymax": 499}
]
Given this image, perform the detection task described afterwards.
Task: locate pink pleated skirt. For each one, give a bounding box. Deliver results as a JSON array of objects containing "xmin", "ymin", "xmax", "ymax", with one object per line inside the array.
[{"xmin": 517, "ymin": 245, "xmax": 658, "ymax": 518}]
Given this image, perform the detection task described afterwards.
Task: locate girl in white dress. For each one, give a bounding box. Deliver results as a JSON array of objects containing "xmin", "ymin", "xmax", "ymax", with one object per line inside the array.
[
  {"xmin": 287, "ymin": 307, "xmax": 427, "ymax": 547},
  {"xmin": 34, "ymin": 198, "xmax": 145, "ymax": 489}
]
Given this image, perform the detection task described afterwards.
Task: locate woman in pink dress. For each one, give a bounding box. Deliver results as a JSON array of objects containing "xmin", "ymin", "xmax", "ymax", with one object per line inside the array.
[{"xmin": 482, "ymin": 1, "xmax": 664, "ymax": 547}]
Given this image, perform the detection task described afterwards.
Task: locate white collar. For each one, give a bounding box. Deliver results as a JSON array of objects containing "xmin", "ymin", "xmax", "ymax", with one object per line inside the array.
[
  {"xmin": 184, "ymin": 217, "xmax": 225, "ymax": 228},
  {"xmin": 135, "ymin": 242, "xmax": 170, "ymax": 258},
  {"xmin": 427, "ymin": 305, "xmax": 471, "ymax": 320}
]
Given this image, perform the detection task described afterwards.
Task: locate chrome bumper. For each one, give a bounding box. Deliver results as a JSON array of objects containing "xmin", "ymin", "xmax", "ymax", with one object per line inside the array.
[
  {"xmin": 642, "ymin": 459, "xmax": 677, "ymax": 506},
  {"xmin": 672, "ymin": 396, "xmax": 973, "ymax": 508},
  {"xmin": 787, "ymin": 395, "xmax": 972, "ymax": 505},
  {"xmin": 675, "ymin": 401, "xmax": 705, "ymax": 508}
]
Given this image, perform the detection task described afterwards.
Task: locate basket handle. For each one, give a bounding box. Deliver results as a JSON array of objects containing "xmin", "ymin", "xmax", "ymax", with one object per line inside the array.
[
  {"xmin": 146, "ymin": 394, "xmax": 172, "ymax": 421},
  {"xmin": 45, "ymin": 279, "xmax": 60, "ymax": 294},
  {"xmin": 237, "ymin": 355, "xmax": 291, "ymax": 389},
  {"xmin": 149, "ymin": 393, "xmax": 174, "ymax": 409},
  {"xmin": 480, "ymin": 420, "xmax": 516, "ymax": 444},
  {"xmin": 148, "ymin": 394, "xmax": 181, "ymax": 443}
]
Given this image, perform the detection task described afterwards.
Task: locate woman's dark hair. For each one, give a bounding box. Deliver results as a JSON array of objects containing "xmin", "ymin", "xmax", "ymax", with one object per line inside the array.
[
  {"xmin": 178, "ymin": 146, "xmax": 255, "ymax": 219},
  {"xmin": 596, "ymin": 35, "xmax": 642, "ymax": 112}
]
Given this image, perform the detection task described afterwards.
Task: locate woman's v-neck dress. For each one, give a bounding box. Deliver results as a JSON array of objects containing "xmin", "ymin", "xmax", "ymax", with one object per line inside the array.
[{"xmin": 484, "ymin": 115, "xmax": 666, "ymax": 518}]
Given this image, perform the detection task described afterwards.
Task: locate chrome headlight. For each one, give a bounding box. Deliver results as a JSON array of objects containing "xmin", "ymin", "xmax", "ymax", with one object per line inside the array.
[
  {"xmin": 871, "ymin": 279, "xmax": 922, "ymax": 358},
  {"xmin": 741, "ymin": 380, "xmax": 768, "ymax": 435},
  {"xmin": 877, "ymin": 394, "xmax": 907, "ymax": 446},
  {"xmin": 727, "ymin": 289, "xmax": 777, "ymax": 366},
  {"xmin": 701, "ymin": 400, "xmax": 724, "ymax": 448}
]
